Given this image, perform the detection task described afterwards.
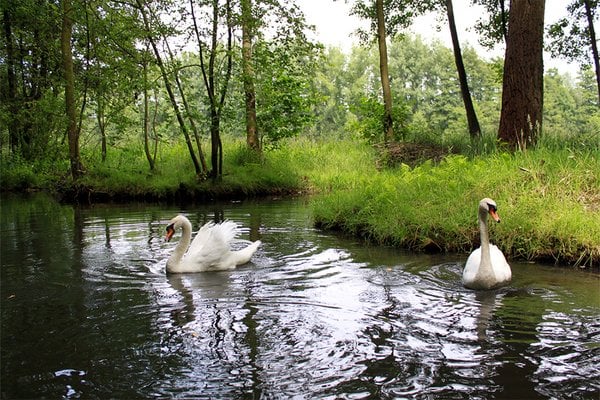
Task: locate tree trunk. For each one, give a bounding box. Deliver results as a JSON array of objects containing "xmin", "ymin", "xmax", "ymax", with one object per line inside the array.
[
  {"xmin": 446, "ymin": 0, "xmax": 481, "ymax": 138},
  {"xmin": 242, "ymin": 0, "xmax": 260, "ymax": 152},
  {"xmin": 375, "ymin": 0, "xmax": 394, "ymax": 144},
  {"xmin": 142, "ymin": 59, "xmax": 155, "ymax": 171},
  {"xmin": 97, "ymin": 98, "xmax": 107, "ymax": 162},
  {"xmin": 210, "ymin": 110, "xmax": 222, "ymax": 181},
  {"xmin": 61, "ymin": 0, "xmax": 84, "ymax": 180},
  {"xmin": 498, "ymin": 0, "xmax": 545, "ymax": 150},
  {"xmin": 583, "ymin": 0, "xmax": 600, "ymax": 105}
]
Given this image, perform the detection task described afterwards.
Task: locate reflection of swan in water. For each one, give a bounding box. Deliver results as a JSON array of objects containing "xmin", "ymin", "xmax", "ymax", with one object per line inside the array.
[
  {"xmin": 474, "ymin": 290, "xmax": 500, "ymax": 342},
  {"xmin": 165, "ymin": 215, "xmax": 261, "ymax": 273},
  {"xmin": 463, "ymin": 198, "xmax": 511, "ymax": 290}
]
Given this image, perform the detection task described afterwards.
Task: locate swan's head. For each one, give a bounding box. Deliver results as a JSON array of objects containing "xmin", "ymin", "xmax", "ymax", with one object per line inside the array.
[
  {"xmin": 165, "ymin": 215, "xmax": 186, "ymax": 242},
  {"xmin": 479, "ymin": 198, "xmax": 501, "ymax": 223}
]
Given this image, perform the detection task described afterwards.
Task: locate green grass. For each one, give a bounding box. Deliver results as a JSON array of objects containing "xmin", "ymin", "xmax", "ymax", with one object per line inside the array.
[{"xmin": 312, "ymin": 144, "xmax": 600, "ymax": 268}]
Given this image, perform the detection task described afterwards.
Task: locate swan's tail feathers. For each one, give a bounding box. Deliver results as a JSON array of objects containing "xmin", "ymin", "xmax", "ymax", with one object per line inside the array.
[{"xmin": 232, "ymin": 240, "xmax": 262, "ymax": 266}]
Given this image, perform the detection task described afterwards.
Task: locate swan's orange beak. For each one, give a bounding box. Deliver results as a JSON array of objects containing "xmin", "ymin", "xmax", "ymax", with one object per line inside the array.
[
  {"xmin": 489, "ymin": 209, "xmax": 501, "ymax": 223},
  {"xmin": 165, "ymin": 225, "xmax": 175, "ymax": 242}
]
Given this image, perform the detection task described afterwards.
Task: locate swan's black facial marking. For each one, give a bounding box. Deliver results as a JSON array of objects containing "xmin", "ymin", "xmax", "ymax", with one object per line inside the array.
[
  {"xmin": 165, "ymin": 224, "xmax": 175, "ymax": 241},
  {"xmin": 487, "ymin": 203, "xmax": 501, "ymax": 223}
]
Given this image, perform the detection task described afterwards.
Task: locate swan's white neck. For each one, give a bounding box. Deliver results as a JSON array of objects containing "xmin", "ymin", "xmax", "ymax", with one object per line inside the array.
[
  {"xmin": 167, "ymin": 217, "xmax": 192, "ymax": 272},
  {"xmin": 477, "ymin": 208, "xmax": 494, "ymax": 281}
]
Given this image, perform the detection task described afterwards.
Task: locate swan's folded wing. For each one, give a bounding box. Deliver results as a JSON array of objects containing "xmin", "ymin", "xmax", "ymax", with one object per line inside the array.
[
  {"xmin": 189, "ymin": 221, "xmax": 214, "ymax": 251},
  {"xmin": 187, "ymin": 221, "xmax": 239, "ymax": 267}
]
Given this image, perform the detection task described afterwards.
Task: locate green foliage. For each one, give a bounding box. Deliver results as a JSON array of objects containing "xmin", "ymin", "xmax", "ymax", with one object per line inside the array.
[
  {"xmin": 0, "ymin": 152, "xmax": 69, "ymax": 191},
  {"xmin": 254, "ymin": 39, "xmax": 321, "ymax": 147},
  {"xmin": 346, "ymin": 96, "xmax": 410, "ymax": 143},
  {"xmin": 546, "ymin": 0, "xmax": 599, "ymax": 67}
]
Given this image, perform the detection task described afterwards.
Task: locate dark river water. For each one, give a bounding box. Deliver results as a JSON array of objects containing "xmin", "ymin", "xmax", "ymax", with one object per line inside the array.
[{"xmin": 1, "ymin": 193, "xmax": 599, "ymax": 399}]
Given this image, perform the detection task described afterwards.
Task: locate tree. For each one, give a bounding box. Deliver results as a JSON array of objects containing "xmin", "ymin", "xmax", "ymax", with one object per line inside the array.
[
  {"xmin": 375, "ymin": 0, "xmax": 394, "ymax": 144},
  {"xmin": 472, "ymin": 0, "xmax": 509, "ymax": 48},
  {"xmin": 312, "ymin": 47, "xmax": 352, "ymax": 137},
  {"xmin": 61, "ymin": 0, "xmax": 84, "ymax": 180},
  {"xmin": 82, "ymin": 0, "xmax": 144, "ymax": 164},
  {"xmin": 2, "ymin": 5, "xmax": 18, "ymax": 153},
  {"xmin": 253, "ymin": 38, "xmax": 319, "ymax": 146},
  {"xmin": 547, "ymin": 0, "xmax": 600, "ymax": 105},
  {"xmin": 498, "ymin": 0, "xmax": 545, "ymax": 150},
  {"xmin": 446, "ymin": 0, "xmax": 481, "ymax": 138},
  {"xmin": 241, "ymin": 0, "xmax": 260, "ymax": 152},
  {"xmin": 136, "ymin": 0, "xmax": 204, "ymax": 177},
  {"xmin": 1, "ymin": 0, "xmax": 64, "ymax": 160},
  {"xmin": 191, "ymin": 0, "xmax": 234, "ymax": 180}
]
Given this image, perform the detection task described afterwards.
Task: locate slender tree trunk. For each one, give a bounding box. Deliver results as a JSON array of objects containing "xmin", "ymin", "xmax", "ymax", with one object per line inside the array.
[
  {"xmin": 151, "ymin": 85, "xmax": 160, "ymax": 165},
  {"xmin": 136, "ymin": 0, "xmax": 202, "ymax": 176},
  {"xmin": 61, "ymin": 0, "xmax": 84, "ymax": 180},
  {"xmin": 375, "ymin": 0, "xmax": 394, "ymax": 144},
  {"xmin": 500, "ymin": 0, "xmax": 508, "ymax": 42},
  {"xmin": 446, "ymin": 0, "xmax": 481, "ymax": 138},
  {"xmin": 97, "ymin": 98, "xmax": 107, "ymax": 162},
  {"xmin": 242, "ymin": 0, "xmax": 260, "ymax": 152},
  {"xmin": 498, "ymin": 0, "xmax": 545, "ymax": 150},
  {"xmin": 583, "ymin": 0, "xmax": 600, "ymax": 105},
  {"xmin": 142, "ymin": 59, "xmax": 155, "ymax": 171}
]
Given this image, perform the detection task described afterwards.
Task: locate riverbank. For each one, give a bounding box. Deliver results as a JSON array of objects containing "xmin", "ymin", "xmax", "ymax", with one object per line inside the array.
[
  {"xmin": 312, "ymin": 142, "xmax": 600, "ymax": 269},
  {"xmin": 1, "ymin": 138, "xmax": 598, "ymax": 267}
]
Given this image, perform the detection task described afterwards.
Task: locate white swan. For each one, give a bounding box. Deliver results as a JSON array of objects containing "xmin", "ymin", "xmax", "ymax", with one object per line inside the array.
[
  {"xmin": 462, "ymin": 198, "xmax": 511, "ymax": 290},
  {"xmin": 165, "ymin": 215, "xmax": 261, "ymax": 273}
]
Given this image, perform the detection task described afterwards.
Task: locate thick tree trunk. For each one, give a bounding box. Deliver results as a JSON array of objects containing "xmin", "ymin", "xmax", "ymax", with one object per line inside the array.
[
  {"xmin": 61, "ymin": 0, "xmax": 84, "ymax": 180},
  {"xmin": 242, "ymin": 0, "xmax": 260, "ymax": 152},
  {"xmin": 375, "ymin": 0, "xmax": 394, "ymax": 144},
  {"xmin": 446, "ymin": 0, "xmax": 481, "ymax": 138},
  {"xmin": 498, "ymin": 0, "xmax": 545, "ymax": 150},
  {"xmin": 583, "ymin": 0, "xmax": 600, "ymax": 105}
]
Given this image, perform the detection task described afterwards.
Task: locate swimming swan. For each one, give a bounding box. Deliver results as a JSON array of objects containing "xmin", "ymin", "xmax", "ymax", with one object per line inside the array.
[
  {"xmin": 462, "ymin": 198, "xmax": 511, "ymax": 290},
  {"xmin": 165, "ymin": 215, "xmax": 261, "ymax": 273}
]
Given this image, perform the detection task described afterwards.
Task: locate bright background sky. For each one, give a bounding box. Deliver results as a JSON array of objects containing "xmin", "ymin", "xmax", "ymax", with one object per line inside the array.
[{"xmin": 298, "ymin": 0, "xmax": 584, "ymax": 76}]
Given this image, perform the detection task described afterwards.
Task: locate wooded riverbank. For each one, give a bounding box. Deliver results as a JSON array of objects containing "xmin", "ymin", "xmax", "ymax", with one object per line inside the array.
[{"xmin": 2, "ymin": 139, "xmax": 598, "ymax": 268}]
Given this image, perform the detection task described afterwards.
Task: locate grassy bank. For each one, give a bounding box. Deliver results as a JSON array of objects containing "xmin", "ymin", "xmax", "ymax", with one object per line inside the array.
[
  {"xmin": 311, "ymin": 142, "xmax": 600, "ymax": 268},
  {"xmin": 0, "ymin": 138, "xmax": 375, "ymax": 200},
  {"xmin": 2, "ymin": 137, "xmax": 598, "ymax": 267},
  {"xmin": 1, "ymin": 141, "xmax": 302, "ymax": 200}
]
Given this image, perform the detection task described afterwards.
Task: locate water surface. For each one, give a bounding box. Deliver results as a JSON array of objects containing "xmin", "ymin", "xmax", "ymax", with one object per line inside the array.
[{"xmin": 1, "ymin": 194, "xmax": 598, "ymax": 399}]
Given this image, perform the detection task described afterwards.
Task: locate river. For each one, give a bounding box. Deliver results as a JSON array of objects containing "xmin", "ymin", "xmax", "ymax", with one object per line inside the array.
[{"xmin": 1, "ymin": 193, "xmax": 598, "ymax": 399}]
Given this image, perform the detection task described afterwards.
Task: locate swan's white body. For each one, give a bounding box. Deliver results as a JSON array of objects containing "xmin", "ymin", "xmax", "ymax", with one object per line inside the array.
[
  {"xmin": 462, "ymin": 198, "xmax": 511, "ymax": 290},
  {"xmin": 165, "ymin": 215, "xmax": 261, "ymax": 273}
]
